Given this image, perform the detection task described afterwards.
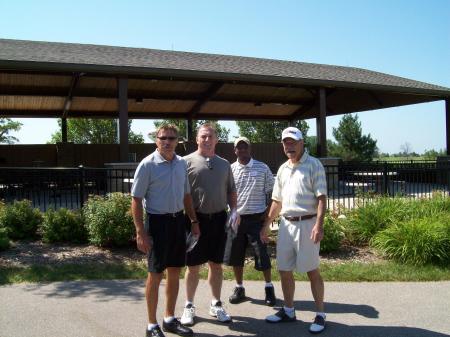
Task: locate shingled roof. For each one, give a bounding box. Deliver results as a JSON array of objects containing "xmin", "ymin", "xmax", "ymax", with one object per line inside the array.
[{"xmin": 0, "ymin": 38, "xmax": 449, "ymax": 121}]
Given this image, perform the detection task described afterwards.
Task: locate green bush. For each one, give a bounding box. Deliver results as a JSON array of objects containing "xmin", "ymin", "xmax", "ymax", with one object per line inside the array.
[
  {"xmin": 344, "ymin": 197, "xmax": 409, "ymax": 245},
  {"xmin": 320, "ymin": 213, "xmax": 345, "ymax": 253},
  {"xmin": 372, "ymin": 215, "xmax": 450, "ymax": 265},
  {"xmin": 83, "ymin": 193, "xmax": 135, "ymax": 247},
  {"xmin": 0, "ymin": 227, "xmax": 10, "ymax": 251},
  {"xmin": 40, "ymin": 208, "xmax": 87, "ymax": 243},
  {"xmin": 0, "ymin": 200, "xmax": 42, "ymax": 240}
]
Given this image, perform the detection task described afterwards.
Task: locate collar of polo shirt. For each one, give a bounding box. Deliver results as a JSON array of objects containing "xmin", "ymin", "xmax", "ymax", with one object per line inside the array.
[
  {"xmin": 287, "ymin": 150, "xmax": 309, "ymax": 168},
  {"xmin": 237, "ymin": 158, "xmax": 254, "ymax": 169},
  {"xmin": 154, "ymin": 149, "xmax": 179, "ymax": 163}
]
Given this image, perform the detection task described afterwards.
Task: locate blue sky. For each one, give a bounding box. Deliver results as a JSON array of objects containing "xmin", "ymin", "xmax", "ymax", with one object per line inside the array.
[{"xmin": 1, "ymin": 0, "xmax": 449, "ymax": 154}]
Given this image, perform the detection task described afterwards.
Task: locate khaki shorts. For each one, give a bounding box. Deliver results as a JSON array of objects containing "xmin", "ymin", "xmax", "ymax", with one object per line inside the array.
[{"xmin": 276, "ymin": 217, "xmax": 320, "ymax": 273}]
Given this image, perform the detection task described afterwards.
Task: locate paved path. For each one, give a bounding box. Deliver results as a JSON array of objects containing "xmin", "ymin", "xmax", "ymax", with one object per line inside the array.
[{"xmin": 1, "ymin": 280, "xmax": 449, "ymax": 337}]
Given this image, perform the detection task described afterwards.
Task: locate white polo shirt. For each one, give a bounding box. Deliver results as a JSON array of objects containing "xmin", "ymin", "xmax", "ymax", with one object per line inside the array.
[{"xmin": 272, "ymin": 151, "xmax": 327, "ymax": 216}]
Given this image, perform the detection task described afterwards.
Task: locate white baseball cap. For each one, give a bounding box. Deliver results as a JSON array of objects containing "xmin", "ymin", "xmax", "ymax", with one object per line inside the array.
[
  {"xmin": 281, "ymin": 127, "xmax": 303, "ymax": 141},
  {"xmin": 234, "ymin": 136, "xmax": 251, "ymax": 147}
]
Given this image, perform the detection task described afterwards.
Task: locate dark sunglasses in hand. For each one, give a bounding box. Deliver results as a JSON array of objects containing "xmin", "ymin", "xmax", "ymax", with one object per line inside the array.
[
  {"xmin": 206, "ymin": 157, "xmax": 213, "ymax": 169},
  {"xmin": 157, "ymin": 136, "xmax": 178, "ymax": 141}
]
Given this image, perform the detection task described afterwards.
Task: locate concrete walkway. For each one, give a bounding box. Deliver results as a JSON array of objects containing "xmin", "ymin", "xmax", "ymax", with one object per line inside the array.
[{"xmin": 1, "ymin": 280, "xmax": 449, "ymax": 337}]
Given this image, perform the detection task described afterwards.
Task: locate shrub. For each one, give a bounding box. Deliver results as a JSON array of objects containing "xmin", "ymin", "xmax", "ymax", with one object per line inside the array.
[
  {"xmin": 0, "ymin": 200, "xmax": 42, "ymax": 240},
  {"xmin": 320, "ymin": 213, "xmax": 345, "ymax": 253},
  {"xmin": 83, "ymin": 193, "xmax": 135, "ymax": 247},
  {"xmin": 0, "ymin": 227, "xmax": 10, "ymax": 251},
  {"xmin": 40, "ymin": 208, "xmax": 87, "ymax": 243},
  {"xmin": 344, "ymin": 197, "xmax": 408, "ymax": 245},
  {"xmin": 372, "ymin": 215, "xmax": 450, "ymax": 265}
]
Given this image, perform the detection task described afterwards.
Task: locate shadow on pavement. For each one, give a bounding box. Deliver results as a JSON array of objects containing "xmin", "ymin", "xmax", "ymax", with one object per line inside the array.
[
  {"xmin": 22, "ymin": 279, "xmax": 145, "ymax": 301},
  {"xmin": 192, "ymin": 316, "xmax": 450, "ymax": 337}
]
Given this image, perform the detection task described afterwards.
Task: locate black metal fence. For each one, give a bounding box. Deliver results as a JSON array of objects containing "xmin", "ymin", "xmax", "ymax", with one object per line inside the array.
[{"xmin": 1, "ymin": 160, "xmax": 449, "ymax": 211}]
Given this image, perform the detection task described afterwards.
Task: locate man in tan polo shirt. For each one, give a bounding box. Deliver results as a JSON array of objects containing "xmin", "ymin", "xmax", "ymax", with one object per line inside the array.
[{"xmin": 261, "ymin": 126, "xmax": 328, "ymax": 334}]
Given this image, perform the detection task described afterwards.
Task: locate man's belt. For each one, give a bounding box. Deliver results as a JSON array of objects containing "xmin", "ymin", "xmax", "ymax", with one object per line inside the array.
[
  {"xmin": 149, "ymin": 210, "xmax": 184, "ymax": 218},
  {"xmin": 283, "ymin": 214, "xmax": 317, "ymax": 222},
  {"xmin": 196, "ymin": 210, "xmax": 226, "ymax": 219}
]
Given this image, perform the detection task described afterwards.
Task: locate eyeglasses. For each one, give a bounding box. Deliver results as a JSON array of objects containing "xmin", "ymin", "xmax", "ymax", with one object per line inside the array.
[
  {"xmin": 157, "ymin": 136, "xmax": 178, "ymax": 141},
  {"xmin": 206, "ymin": 157, "xmax": 213, "ymax": 169}
]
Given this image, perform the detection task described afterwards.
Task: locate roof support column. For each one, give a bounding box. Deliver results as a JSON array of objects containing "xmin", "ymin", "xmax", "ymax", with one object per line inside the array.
[
  {"xmin": 316, "ymin": 87, "xmax": 327, "ymax": 157},
  {"xmin": 446, "ymin": 99, "xmax": 450, "ymax": 155},
  {"xmin": 61, "ymin": 117, "xmax": 68, "ymax": 143},
  {"xmin": 186, "ymin": 118, "xmax": 194, "ymax": 141},
  {"xmin": 117, "ymin": 77, "xmax": 129, "ymax": 162}
]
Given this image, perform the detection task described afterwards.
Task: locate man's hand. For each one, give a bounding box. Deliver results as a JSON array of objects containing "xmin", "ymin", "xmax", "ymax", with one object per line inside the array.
[
  {"xmin": 136, "ymin": 231, "xmax": 152, "ymax": 254},
  {"xmin": 260, "ymin": 223, "xmax": 271, "ymax": 244},
  {"xmin": 229, "ymin": 209, "xmax": 241, "ymax": 233},
  {"xmin": 191, "ymin": 222, "xmax": 201, "ymax": 237},
  {"xmin": 310, "ymin": 223, "xmax": 324, "ymax": 244}
]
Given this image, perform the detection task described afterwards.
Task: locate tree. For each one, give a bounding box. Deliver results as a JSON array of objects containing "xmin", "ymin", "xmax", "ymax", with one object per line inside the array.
[
  {"xmin": 48, "ymin": 119, "xmax": 144, "ymax": 144},
  {"xmin": 152, "ymin": 119, "xmax": 230, "ymax": 142},
  {"xmin": 400, "ymin": 142, "xmax": 413, "ymax": 156},
  {"xmin": 0, "ymin": 118, "xmax": 22, "ymax": 144},
  {"xmin": 330, "ymin": 114, "xmax": 378, "ymax": 161},
  {"xmin": 236, "ymin": 120, "xmax": 309, "ymax": 143}
]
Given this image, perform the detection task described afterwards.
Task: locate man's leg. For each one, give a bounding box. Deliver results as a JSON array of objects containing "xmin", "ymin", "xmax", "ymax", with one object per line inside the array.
[
  {"xmin": 279, "ymin": 270, "xmax": 295, "ymax": 308},
  {"xmin": 165, "ymin": 267, "xmax": 182, "ymax": 317},
  {"xmin": 146, "ymin": 272, "xmax": 163, "ymax": 324},
  {"xmin": 307, "ymin": 268, "xmax": 324, "ymax": 312},
  {"xmin": 262, "ymin": 268, "xmax": 272, "ymax": 282},
  {"xmin": 208, "ymin": 261, "xmax": 223, "ymax": 301},
  {"xmin": 185, "ymin": 265, "xmax": 200, "ymax": 302},
  {"xmin": 232, "ymin": 266, "xmax": 244, "ymax": 284}
]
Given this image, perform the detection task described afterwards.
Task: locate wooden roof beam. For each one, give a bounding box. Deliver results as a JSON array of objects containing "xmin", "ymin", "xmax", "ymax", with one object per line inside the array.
[{"xmin": 187, "ymin": 82, "xmax": 224, "ymax": 119}]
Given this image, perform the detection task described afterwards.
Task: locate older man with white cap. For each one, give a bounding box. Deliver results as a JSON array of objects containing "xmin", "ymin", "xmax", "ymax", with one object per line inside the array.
[
  {"xmin": 261, "ymin": 127, "xmax": 328, "ymax": 334},
  {"xmin": 223, "ymin": 136, "xmax": 276, "ymax": 306}
]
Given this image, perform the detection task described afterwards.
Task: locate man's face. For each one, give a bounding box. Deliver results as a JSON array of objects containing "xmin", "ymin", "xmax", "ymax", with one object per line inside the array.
[
  {"xmin": 234, "ymin": 141, "xmax": 251, "ymax": 163},
  {"xmin": 196, "ymin": 127, "xmax": 218, "ymax": 153},
  {"xmin": 282, "ymin": 137, "xmax": 304, "ymax": 162},
  {"xmin": 156, "ymin": 129, "xmax": 178, "ymax": 158}
]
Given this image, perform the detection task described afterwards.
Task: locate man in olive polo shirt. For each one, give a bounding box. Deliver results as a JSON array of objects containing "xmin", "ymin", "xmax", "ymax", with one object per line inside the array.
[{"xmin": 131, "ymin": 124, "xmax": 200, "ymax": 337}]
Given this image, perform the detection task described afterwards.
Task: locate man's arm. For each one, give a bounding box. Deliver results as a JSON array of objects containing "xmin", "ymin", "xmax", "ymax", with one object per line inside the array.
[
  {"xmin": 228, "ymin": 191, "xmax": 241, "ymax": 229},
  {"xmin": 184, "ymin": 194, "xmax": 200, "ymax": 236},
  {"xmin": 260, "ymin": 200, "xmax": 282, "ymax": 243},
  {"xmin": 310, "ymin": 195, "xmax": 326, "ymax": 244},
  {"xmin": 131, "ymin": 196, "xmax": 151, "ymax": 254}
]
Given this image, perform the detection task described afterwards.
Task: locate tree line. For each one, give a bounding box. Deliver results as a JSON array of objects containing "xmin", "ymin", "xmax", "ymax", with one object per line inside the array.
[{"xmin": 0, "ymin": 115, "xmax": 445, "ymax": 161}]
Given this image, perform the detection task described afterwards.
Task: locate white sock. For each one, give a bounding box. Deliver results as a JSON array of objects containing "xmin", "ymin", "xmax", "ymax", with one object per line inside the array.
[
  {"xmin": 185, "ymin": 301, "xmax": 193, "ymax": 307},
  {"xmin": 265, "ymin": 282, "xmax": 273, "ymax": 288},
  {"xmin": 211, "ymin": 299, "xmax": 220, "ymax": 306},
  {"xmin": 236, "ymin": 283, "xmax": 244, "ymax": 288},
  {"xmin": 163, "ymin": 316, "xmax": 175, "ymax": 323},
  {"xmin": 316, "ymin": 312, "xmax": 326, "ymax": 319},
  {"xmin": 148, "ymin": 323, "xmax": 159, "ymax": 330},
  {"xmin": 283, "ymin": 306, "xmax": 295, "ymax": 317}
]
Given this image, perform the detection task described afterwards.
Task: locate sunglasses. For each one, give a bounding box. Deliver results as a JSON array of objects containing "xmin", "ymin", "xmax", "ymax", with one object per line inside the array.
[
  {"xmin": 206, "ymin": 157, "xmax": 213, "ymax": 169},
  {"xmin": 157, "ymin": 136, "xmax": 178, "ymax": 141}
]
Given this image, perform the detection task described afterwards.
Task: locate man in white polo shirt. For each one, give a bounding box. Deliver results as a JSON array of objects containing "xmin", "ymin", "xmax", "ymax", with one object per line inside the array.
[
  {"xmin": 223, "ymin": 136, "xmax": 276, "ymax": 306},
  {"xmin": 261, "ymin": 127, "xmax": 328, "ymax": 334}
]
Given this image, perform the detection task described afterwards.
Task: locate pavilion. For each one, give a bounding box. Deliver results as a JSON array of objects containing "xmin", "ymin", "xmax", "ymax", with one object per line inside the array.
[{"xmin": 1, "ymin": 38, "xmax": 449, "ymax": 161}]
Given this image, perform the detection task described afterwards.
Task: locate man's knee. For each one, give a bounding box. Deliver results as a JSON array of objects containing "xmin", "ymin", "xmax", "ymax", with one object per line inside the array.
[{"xmin": 307, "ymin": 268, "xmax": 322, "ymax": 282}]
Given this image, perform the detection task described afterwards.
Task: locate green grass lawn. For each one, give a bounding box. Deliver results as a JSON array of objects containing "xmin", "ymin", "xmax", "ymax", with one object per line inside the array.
[{"xmin": 1, "ymin": 259, "xmax": 449, "ymax": 285}]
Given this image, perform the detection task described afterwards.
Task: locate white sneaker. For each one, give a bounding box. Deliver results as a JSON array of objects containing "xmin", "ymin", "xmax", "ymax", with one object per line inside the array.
[
  {"xmin": 180, "ymin": 304, "xmax": 196, "ymax": 326},
  {"xmin": 209, "ymin": 301, "xmax": 232, "ymax": 323}
]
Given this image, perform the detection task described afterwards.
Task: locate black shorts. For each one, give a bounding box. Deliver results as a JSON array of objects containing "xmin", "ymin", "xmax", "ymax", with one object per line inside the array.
[
  {"xmin": 147, "ymin": 212, "xmax": 187, "ymax": 273},
  {"xmin": 186, "ymin": 210, "xmax": 228, "ymax": 266},
  {"xmin": 223, "ymin": 212, "xmax": 271, "ymax": 271}
]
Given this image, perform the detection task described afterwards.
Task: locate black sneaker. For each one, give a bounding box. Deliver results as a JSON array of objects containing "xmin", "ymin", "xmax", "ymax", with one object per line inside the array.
[
  {"xmin": 264, "ymin": 286, "xmax": 276, "ymax": 306},
  {"xmin": 229, "ymin": 286, "xmax": 246, "ymax": 304},
  {"xmin": 146, "ymin": 325, "xmax": 165, "ymax": 337},
  {"xmin": 162, "ymin": 318, "xmax": 194, "ymax": 337},
  {"xmin": 309, "ymin": 314, "xmax": 326, "ymax": 334},
  {"xmin": 265, "ymin": 308, "xmax": 296, "ymax": 323}
]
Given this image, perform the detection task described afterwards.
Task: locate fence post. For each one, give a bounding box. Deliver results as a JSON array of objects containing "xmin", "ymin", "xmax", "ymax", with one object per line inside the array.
[
  {"xmin": 79, "ymin": 165, "xmax": 85, "ymax": 208},
  {"xmin": 383, "ymin": 162, "xmax": 389, "ymax": 195}
]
